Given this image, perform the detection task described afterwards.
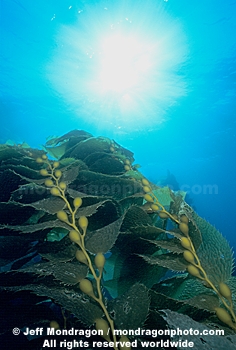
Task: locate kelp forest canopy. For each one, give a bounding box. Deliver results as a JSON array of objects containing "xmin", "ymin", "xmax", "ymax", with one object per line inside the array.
[{"xmin": 0, "ymin": 129, "xmax": 236, "ymax": 349}]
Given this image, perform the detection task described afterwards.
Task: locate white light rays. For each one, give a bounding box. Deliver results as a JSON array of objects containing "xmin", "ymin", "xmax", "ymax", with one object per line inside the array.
[{"xmin": 46, "ymin": 1, "xmax": 189, "ymax": 132}]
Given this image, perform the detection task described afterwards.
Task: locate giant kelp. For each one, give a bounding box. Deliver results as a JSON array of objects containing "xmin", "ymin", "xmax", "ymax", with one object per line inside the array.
[{"xmin": 0, "ymin": 131, "xmax": 236, "ymax": 349}]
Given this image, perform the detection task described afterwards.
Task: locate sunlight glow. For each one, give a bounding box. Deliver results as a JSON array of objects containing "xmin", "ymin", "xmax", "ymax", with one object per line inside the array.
[
  {"xmin": 47, "ymin": 1, "xmax": 189, "ymax": 133},
  {"xmin": 99, "ymin": 35, "xmax": 151, "ymax": 92}
]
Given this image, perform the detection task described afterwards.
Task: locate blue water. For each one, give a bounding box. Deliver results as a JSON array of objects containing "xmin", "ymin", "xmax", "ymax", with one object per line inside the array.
[{"xmin": 1, "ymin": 0, "xmax": 236, "ymax": 251}]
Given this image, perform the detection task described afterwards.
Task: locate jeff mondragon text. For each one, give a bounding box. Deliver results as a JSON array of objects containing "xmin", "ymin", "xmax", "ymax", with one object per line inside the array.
[{"xmin": 24, "ymin": 327, "xmax": 224, "ymax": 337}]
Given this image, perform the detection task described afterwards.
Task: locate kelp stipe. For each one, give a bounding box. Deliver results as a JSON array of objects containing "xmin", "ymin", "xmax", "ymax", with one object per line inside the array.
[
  {"xmin": 36, "ymin": 155, "xmax": 124, "ymax": 349},
  {"xmin": 140, "ymin": 177, "xmax": 236, "ymax": 330}
]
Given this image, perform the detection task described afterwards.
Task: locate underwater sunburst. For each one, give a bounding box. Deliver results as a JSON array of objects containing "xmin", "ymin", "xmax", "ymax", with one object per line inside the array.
[{"xmin": 47, "ymin": 0, "xmax": 189, "ymax": 132}]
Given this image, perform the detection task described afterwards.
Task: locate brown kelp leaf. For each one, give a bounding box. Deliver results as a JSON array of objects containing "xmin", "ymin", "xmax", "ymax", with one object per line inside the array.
[
  {"xmin": 193, "ymin": 212, "xmax": 234, "ymax": 284},
  {"xmin": 181, "ymin": 205, "xmax": 233, "ymax": 284},
  {"xmin": 66, "ymin": 188, "xmax": 93, "ymax": 199},
  {"xmin": 85, "ymin": 216, "xmax": 123, "ymax": 254},
  {"xmin": 140, "ymin": 252, "xmax": 187, "ymax": 271},
  {"xmin": 68, "ymin": 191, "xmax": 122, "ymax": 227},
  {"xmin": 165, "ymin": 275, "xmax": 217, "ymax": 302},
  {"xmin": 108, "ymin": 253, "xmax": 166, "ymax": 298},
  {"xmin": 188, "ymin": 219, "xmax": 203, "ymax": 251},
  {"xmin": 10, "ymin": 169, "xmax": 46, "ymax": 185},
  {"xmin": 39, "ymin": 236, "xmax": 76, "ymax": 262},
  {"xmin": 184, "ymin": 293, "xmax": 219, "ymax": 312},
  {"xmin": 3, "ymin": 164, "xmax": 40, "ymax": 180},
  {"xmin": 121, "ymin": 206, "xmax": 152, "ymax": 232},
  {"xmin": 69, "ymin": 137, "xmax": 111, "ymax": 160},
  {"xmin": 45, "ymin": 130, "xmax": 92, "ymax": 146},
  {"xmin": 53, "ymin": 262, "xmax": 88, "ymax": 285},
  {"xmin": 112, "ymin": 139, "xmax": 134, "ymax": 160},
  {"xmin": 10, "ymin": 183, "xmax": 49, "ymax": 204},
  {"xmin": 1, "ymin": 219, "xmax": 70, "ymax": 233},
  {"xmin": 1, "ymin": 283, "xmax": 103, "ymax": 326},
  {"xmin": 27, "ymin": 197, "xmax": 65, "ymax": 214},
  {"xmin": 153, "ymin": 275, "xmax": 189, "ymax": 298},
  {"xmin": 92, "ymin": 200, "xmax": 122, "ymax": 230},
  {"xmin": 83, "ymin": 152, "xmax": 111, "ymax": 167},
  {"xmin": 18, "ymin": 261, "xmax": 88, "ymax": 285},
  {"xmin": 149, "ymin": 290, "xmax": 213, "ymax": 321},
  {"xmin": 74, "ymin": 200, "xmax": 110, "ymax": 219},
  {"xmin": 61, "ymin": 163, "xmax": 82, "ymax": 184},
  {"xmin": 0, "ymin": 146, "xmax": 23, "ymax": 163},
  {"xmin": 73, "ymin": 170, "xmax": 143, "ymax": 200},
  {"xmin": 44, "ymin": 131, "xmax": 93, "ymax": 159},
  {"xmin": 161, "ymin": 309, "xmax": 236, "ymax": 349},
  {"xmin": 128, "ymin": 225, "xmax": 167, "ymax": 238},
  {"xmin": 17, "ymin": 261, "xmax": 54, "ymax": 277},
  {"xmin": 144, "ymin": 237, "xmax": 184, "ymax": 254},
  {"xmin": 107, "ymin": 283, "xmax": 150, "ymax": 330},
  {"xmin": 165, "ymin": 228, "xmax": 183, "ymax": 240},
  {"xmin": 87, "ymin": 154, "xmax": 125, "ymax": 175},
  {"xmin": 118, "ymin": 194, "xmax": 144, "ymax": 213},
  {"xmin": 150, "ymin": 289, "xmax": 190, "ymax": 313},
  {"xmin": 3, "ymin": 154, "xmax": 43, "ymax": 171}
]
